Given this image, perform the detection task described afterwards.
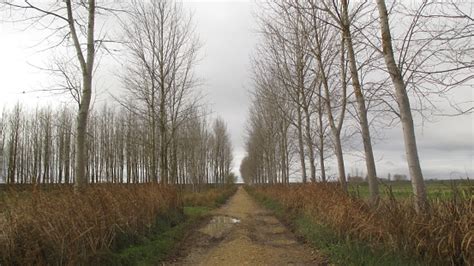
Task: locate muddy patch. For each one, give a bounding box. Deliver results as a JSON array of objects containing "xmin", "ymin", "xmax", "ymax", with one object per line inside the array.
[
  {"xmin": 167, "ymin": 187, "xmax": 323, "ymax": 265},
  {"xmin": 199, "ymin": 215, "xmax": 240, "ymax": 239}
]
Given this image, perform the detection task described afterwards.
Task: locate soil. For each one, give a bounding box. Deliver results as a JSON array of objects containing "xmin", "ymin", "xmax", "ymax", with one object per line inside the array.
[{"xmin": 166, "ymin": 187, "xmax": 324, "ymax": 265}]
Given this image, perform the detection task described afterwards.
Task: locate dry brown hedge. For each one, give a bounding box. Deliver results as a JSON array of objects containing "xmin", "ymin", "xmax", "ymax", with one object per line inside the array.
[
  {"xmin": 182, "ymin": 186, "xmax": 236, "ymax": 207},
  {"xmin": 252, "ymin": 184, "xmax": 473, "ymax": 265},
  {"xmin": 0, "ymin": 184, "xmax": 180, "ymax": 265}
]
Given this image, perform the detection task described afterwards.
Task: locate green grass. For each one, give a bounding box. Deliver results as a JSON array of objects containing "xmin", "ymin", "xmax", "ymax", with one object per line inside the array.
[
  {"xmin": 250, "ymin": 189, "xmax": 426, "ymax": 266},
  {"xmin": 102, "ymin": 187, "xmax": 237, "ymax": 265},
  {"xmin": 294, "ymin": 216, "xmax": 425, "ymax": 266},
  {"xmin": 349, "ymin": 179, "xmax": 473, "ymax": 200},
  {"xmin": 104, "ymin": 206, "xmax": 211, "ymax": 266}
]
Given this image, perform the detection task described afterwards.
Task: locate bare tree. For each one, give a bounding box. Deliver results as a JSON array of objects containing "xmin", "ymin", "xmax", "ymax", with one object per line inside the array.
[
  {"xmin": 119, "ymin": 0, "xmax": 200, "ymax": 184},
  {"xmin": 6, "ymin": 104, "xmax": 21, "ymax": 184},
  {"xmin": 257, "ymin": 2, "xmax": 321, "ymax": 183},
  {"xmin": 301, "ymin": 3, "xmax": 349, "ymax": 188},
  {"xmin": 210, "ymin": 118, "xmax": 233, "ymax": 185},
  {"xmin": 374, "ymin": 0, "xmax": 428, "ymax": 211},
  {"xmin": 373, "ymin": 0, "xmax": 472, "ymax": 211},
  {"xmin": 337, "ymin": 0, "xmax": 379, "ymax": 202},
  {"xmin": 1, "ymin": 1, "xmax": 101, "ymax": 189}
]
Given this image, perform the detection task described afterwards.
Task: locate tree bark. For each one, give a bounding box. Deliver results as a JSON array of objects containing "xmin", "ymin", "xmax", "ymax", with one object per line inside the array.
[
  {"xmin": 341, "ymin": 0, "xmax": 378, "ymax": 202},
  {"xmin": 70, "ymin": 0, "xmax": 96, "ymax": 189},
  {"xmin": 317, "ymin": 86, "xmax": 326, "ymax": 182},
  {"xmin": 303, "ymin": 105, "xmax": 317, "ymax": 182},
  {"xmin": 296, "ymin": 99, "xmax": 307, "ymax": 183},
  {"xmin": 375, "ymin": 0, "xmax": 428, "ymax": 212},
  {"xmin": 313, "ymin": 26, "xmax": 347, "ymax": 190}
]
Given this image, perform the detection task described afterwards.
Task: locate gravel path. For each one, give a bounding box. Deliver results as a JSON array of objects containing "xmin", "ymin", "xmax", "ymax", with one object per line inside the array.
[{"xmin": 168, "ymin": 187, "xmax": 323, "ymax": 265}]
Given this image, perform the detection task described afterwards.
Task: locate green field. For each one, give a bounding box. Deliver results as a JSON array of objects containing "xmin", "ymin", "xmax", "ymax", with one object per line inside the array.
[{"xmin": 348, "ymin": 179, "xmax": 473, "ymax": 200}]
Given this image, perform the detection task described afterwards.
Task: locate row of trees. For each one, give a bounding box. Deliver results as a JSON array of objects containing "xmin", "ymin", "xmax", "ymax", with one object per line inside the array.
[
  {"xmin": 0, "ymin": 0, "xmax": 234, "ymax": 186},
  {"xmin": 241, "ymin": 0, "xmax": 472, "ymax": 211},
  {"xmin": 0, "ymin": 104, "xmax": 233, "ymax": 185}
]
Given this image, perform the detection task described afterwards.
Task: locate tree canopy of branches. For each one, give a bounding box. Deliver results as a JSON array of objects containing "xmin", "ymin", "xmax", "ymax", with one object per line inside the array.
[
  {"xmin": 243, "ymin": 0, "xmax": 473, "ymax": 211},
  {"xmin": 119, "ymin": 0, "xmax": 201, "ymax": 184}
]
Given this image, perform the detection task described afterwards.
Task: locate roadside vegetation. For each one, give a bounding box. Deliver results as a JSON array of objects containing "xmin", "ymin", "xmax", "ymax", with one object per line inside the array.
[
  {"xmin": 0, "ymin": 185, "xmax": 236, "ymax": 265},
  {"xmin": 247, "ymin": 182, "xmax": 473, "ymax": 265}
]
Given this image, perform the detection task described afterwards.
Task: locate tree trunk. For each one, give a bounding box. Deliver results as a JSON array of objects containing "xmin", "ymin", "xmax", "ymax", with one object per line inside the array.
[
  {"xmin": 322, "ymin": 77, "xmax": 347, "ymax": 191},
  {"xmin": 170, "ymin": 132, "xmax": 178, "ymax": 184},
  {"xmin": 317, "ymin": 90, "xmax": 326, "ymax": 182},
  {"xmin": 75, "ymin": 102, "xmax": 89, "ymax": 187},
  {"xmin": 70, "ymin": 0, "xmax": 96, "ymax": 190},
  {"xmin": 296, "ymin": 102, "xmax": 307, "ymax": 183},
  {"xmin": 314, "ymin": 31, "xmax": 347, "ymax": 190},
  {"xmin": 341, "ymin": 0, "xmax": 378, "ymax": 202},
  {"xmin": 375, "ymin": 0, "xmax": 428, "ymax": 212},
  {"xmin": 303, "ymin": 106, "xmax": 317, "ymax": 182}
]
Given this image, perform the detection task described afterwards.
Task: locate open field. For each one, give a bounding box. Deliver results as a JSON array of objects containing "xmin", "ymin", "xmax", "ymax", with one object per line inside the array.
[{"xmin": 348, "ymin": 179, "xmax": 473, "ymax": 200}]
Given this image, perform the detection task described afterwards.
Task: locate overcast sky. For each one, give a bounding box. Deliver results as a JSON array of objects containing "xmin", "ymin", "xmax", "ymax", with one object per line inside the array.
[{"xmin": 0, "ymin": 1, "xmax": 472, "ymax": 181}]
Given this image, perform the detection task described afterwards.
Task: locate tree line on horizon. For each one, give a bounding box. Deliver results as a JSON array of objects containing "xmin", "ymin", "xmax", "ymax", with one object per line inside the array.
[
  {"xmin": 0, "ymin": 1, "xmax": 234, "ymax": 187},
  {"xmin": 0, "ymin": 104, "xmax": 233, "ymax": 186}
]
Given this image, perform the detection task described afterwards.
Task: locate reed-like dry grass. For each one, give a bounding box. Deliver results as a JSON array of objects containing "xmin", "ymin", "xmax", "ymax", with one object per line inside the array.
[
  {"xmin": 182, "ymin": 186, "xmax": 237, "ymax": 207},
  {"xmin": 0, "ymin": 184, "xmax": 180, "ymax": 265},
  {"xmin": 251, "ymin": 183, "xmax": 473, "ymax": 265}
]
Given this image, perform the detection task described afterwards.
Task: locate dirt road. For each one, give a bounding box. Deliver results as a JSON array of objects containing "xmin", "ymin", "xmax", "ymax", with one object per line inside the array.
[{"xmin": 168, "ymin": 187, "xmax": 322, "ymax": 265}]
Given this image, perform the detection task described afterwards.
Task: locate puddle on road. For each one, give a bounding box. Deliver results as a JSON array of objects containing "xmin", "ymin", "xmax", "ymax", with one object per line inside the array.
[{"xmin": 199, "ymin": 216, "xmax": 240, "ymax": 238}]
